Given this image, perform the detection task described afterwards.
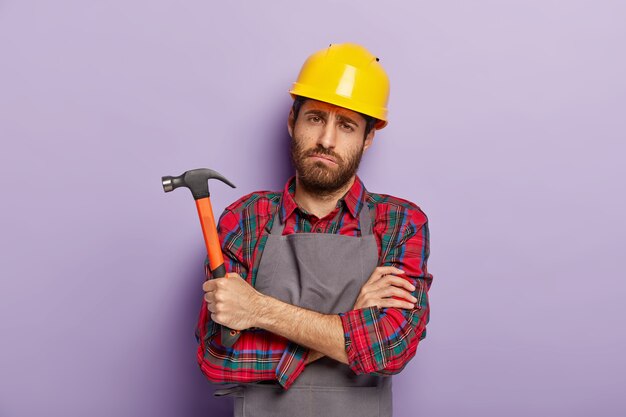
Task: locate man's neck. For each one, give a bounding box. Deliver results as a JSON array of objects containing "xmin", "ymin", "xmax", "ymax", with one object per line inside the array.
[{"xmin": 293, "ymin": 175, "xmax": 355, "ymax": 219}]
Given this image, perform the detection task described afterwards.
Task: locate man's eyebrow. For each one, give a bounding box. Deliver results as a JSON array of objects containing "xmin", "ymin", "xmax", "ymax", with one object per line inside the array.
[
  {"xmin": 303, "ymin": 109, "xmax": 360, "ymax": 127},
  {"xmin": 303, "ymin": 109, "xmax": 328, "ymax": 118},
  {"xmin": 336, "ymin": 114, "xmax": 359, "ymax": 127}
]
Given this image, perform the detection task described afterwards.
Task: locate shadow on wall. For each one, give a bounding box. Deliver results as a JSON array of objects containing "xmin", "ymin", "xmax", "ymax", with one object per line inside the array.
[
  {"xmin": 175, "ymin": 247, "xmax": 236, "ymax": 417},
  {"xmin": 187, "ymin": 116, "xmax": 293, "ymax": 416}
]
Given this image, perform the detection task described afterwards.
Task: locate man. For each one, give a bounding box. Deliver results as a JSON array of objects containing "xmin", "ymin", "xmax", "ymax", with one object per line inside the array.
[{"xmin": 196, "ymin": 43, "xmax": 433, "ymax": 417}]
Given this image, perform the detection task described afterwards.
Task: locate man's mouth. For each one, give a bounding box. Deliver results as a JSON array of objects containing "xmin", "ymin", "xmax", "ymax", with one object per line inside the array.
[{"xmin": 309, "ymin": 154, "xmax": 337, "ymax": 164}]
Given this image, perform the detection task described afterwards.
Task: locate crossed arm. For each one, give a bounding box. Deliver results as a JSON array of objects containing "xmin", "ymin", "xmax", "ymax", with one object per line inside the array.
[{"xmin": 203, "ymin": 266, "xmax": 415, "ymax": 364}]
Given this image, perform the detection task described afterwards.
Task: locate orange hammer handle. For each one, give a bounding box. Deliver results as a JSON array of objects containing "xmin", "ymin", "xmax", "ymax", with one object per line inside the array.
[
  {"xmin": 195, "ymin": 197, "xmax": 224, "ymax": 272},
  {"xmin": 195, "ymin": 197, "xmax": 241, "ymax": 347}
]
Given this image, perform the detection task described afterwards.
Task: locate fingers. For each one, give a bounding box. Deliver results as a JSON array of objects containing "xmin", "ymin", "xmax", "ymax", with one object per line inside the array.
[
  {"xmin": 376, "ymin": 297, "xmax": 416, "ymax": 310},
  {"xmin": 377, "ymin": 275, "xmax": 416, "ymax": 293},
  {"xmin": 355, "ymin": 269, "xmax": 417, "ymax": 311},
  {"xmin": 204, "ymin": 292, "xmax": 216, "ymax": 312},
  {"xmin": 370, "ymin": 266, "xmax": 405, "ymax": 281},
  {"xmin": 202, "ymin": 273, "xmax": 241, "ymax": 292},
  {"xmin": 381, "ymin": 286, "xmax": 418, "ymax": 303},
  {"xmin": 202, "ymin": 279, "xmax": 216, "ymax": 293},
  {"xmin": 365, "ymin": 275, "xmax": 415, "ymax": 294}
]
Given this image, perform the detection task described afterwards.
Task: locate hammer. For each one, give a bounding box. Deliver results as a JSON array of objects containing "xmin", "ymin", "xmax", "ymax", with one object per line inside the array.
[{"xmin": 161, "ymin": 168, "xmax": 241, "ymax": 348}]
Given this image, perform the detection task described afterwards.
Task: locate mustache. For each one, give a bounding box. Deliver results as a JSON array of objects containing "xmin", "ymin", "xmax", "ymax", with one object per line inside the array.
[{"xmin": 303, "ymin": 146, "xmax": 342, "ymax": 163}]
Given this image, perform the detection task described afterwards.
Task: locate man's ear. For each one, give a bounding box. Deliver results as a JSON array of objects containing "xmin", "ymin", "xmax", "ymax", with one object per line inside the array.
[
  {"xmin": 287, "ymin": 108, "xmax": 295, "ymax": 138},
  {"xmin": 363, "ymin": 129, "xmax": 375, "ymax": 152}
]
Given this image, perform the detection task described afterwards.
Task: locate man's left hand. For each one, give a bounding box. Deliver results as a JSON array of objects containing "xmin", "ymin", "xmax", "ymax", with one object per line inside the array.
[{"xmin": 202, "ymin": 273, "xmax": 262, "ymax": 331}]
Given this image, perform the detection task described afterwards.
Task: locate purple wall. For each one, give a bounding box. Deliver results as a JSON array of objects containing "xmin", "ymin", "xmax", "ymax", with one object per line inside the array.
[{"xmin": 1, "ymin": 1, "xmax": 625, "ymax": 416}]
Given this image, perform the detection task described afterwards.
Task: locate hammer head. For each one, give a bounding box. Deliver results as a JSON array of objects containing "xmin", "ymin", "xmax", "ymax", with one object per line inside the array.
[{"xmin": 161, "ymin": 168, "xmax": 236, "ymax": 200}]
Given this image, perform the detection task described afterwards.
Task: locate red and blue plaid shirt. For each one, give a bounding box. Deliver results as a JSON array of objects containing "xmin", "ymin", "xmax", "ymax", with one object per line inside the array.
[{"xmin": 196, "ymin": 175, "xmax": 433, "ymax": 389}]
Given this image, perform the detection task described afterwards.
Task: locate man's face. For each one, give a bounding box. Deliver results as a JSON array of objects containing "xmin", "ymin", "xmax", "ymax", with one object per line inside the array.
[{"xmin": 288, "ymin": 99, "xmax": 375, "ymax": 196}]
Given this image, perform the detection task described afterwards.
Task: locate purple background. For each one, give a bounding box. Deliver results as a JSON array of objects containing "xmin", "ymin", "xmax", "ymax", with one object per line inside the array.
[{"xmin": 1, "ymin": 1, "xmax": 625, "ymax": 416}]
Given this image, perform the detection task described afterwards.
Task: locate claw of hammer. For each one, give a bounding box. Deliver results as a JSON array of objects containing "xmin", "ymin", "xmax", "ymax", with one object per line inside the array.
[{"xmin": 162, "ymin": 168, "xmax": 235, "ymax": 200}]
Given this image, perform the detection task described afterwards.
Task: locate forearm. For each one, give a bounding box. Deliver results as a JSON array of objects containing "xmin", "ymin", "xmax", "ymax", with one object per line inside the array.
[
  {"xmin": 306, "ymin": 350, "xmax": 326, "ymax": 364},
  {"xmin": 254, "ymin": 294, "xmax": 348, "ymax": 364}
]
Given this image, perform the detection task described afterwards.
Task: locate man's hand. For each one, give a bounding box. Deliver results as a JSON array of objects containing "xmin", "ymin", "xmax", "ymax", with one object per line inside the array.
[
  {"xmin": 203, "ymin": 273, "xmax": 262, "ymax": 331},
  {"xmin": 353, "ymin": 266, "xmax": 417, "ymax": 310},
  {"xmin": 307, "ymin": 266, "xmax": 416, "ymax": 365}
]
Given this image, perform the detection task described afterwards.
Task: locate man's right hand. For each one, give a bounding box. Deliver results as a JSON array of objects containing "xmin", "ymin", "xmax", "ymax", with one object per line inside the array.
[{"xmin": 353, "ymin": 266, "xmax": 417, "ymax": 310}]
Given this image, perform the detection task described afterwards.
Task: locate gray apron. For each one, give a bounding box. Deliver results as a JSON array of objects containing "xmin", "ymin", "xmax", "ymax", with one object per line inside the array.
[{"xmin": 228, "ymin": 201, "xmax": 393, "ymax": 417}]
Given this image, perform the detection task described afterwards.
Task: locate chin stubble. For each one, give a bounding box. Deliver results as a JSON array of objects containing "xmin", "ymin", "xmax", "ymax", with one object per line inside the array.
[{"xmin": 289, "ymin": 137, "xmax": 364, "ymax": 196}]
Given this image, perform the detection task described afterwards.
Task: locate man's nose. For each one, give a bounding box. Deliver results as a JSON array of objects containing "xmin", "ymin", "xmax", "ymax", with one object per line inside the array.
[{"xmin": 317, "ymin": 120, "xmax": 337, "ymax": 149}]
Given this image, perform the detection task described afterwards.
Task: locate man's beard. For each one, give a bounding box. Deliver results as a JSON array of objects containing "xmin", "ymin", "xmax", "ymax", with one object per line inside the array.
[{"xmin": 290, "ymin": 137, "xmax": 364, "ymax": 196}]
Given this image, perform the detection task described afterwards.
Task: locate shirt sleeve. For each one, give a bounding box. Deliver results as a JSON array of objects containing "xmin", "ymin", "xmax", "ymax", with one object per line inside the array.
[
  {"xmin": 195, "ymin": 208, "xmax": 306, "ymax": 389},
  {"xmin": 339, "ymin": 207, "xmax": 433, "ymax": 375}
]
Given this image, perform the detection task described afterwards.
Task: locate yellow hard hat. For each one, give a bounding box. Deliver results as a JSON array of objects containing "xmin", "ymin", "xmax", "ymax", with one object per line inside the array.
[{"xmin": 289, "ymin": 43, "xmax": 390, "ymax": 129}]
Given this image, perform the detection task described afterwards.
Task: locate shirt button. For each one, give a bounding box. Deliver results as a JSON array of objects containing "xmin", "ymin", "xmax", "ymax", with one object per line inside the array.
[{"xmin": 316, "ymin": 227, "xmax": 322, "ymax": 232}]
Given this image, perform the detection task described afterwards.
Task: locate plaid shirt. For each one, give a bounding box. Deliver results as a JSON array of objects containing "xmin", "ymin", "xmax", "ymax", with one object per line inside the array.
[{"xmin": 196, "ymin": 175, "xmax": 433, "ymax": 390}]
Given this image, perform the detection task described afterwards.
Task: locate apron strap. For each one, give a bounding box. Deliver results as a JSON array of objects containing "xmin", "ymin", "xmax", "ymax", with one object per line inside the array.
[
  {"xmin": 360, "ymin": 202, "xmax": 375, "ymax": 236},
  {"xmin": 269, "ymin": 201, "xmax": 285, "ymax": 235}
]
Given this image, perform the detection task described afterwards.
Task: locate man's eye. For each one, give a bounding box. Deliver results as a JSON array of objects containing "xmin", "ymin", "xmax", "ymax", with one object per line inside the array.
[
  {"xmin": 341, "ymin": 123, "xmax": 354, "ymax": 132},
  {"xmin": 309, "ymin": 116, "xmax": 322, "ymax": 123}
]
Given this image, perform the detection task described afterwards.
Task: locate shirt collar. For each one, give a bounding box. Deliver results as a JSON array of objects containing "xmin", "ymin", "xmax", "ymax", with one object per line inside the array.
[{"xmin": 280, "ymin": 175, "xmax": 367, "ymax": 223}]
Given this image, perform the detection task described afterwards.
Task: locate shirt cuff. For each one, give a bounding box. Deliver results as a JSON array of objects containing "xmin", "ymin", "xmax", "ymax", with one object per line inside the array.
[
  {"xmin": 275, "ymin": 342, "xmax": 309, "ymax": 389},
  {"xmin": 339, "ymin": 307, "xmax": 381, "ymax": 375}
]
